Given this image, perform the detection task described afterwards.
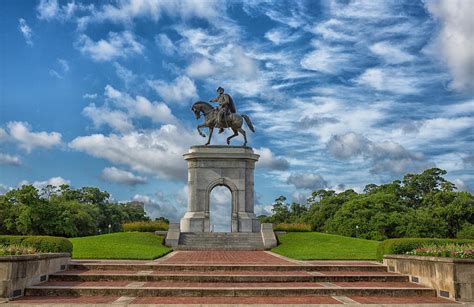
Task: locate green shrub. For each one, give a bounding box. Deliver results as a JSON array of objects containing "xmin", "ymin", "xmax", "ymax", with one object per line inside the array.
[
  {"xmin": 273, "ymin": 223, "xmax": 311, "ymax": 232},
  {"xmin": 0, "ymin": 236, "xmax": 72, "ymax": 254},
  {"xmin": 122, "ymin": 221, "xmax": 169, "ymax": 232},
  {"xmin": 0, "ymin": 244, "xmax": 38, "ymax": 256},
  {"xmin": 377, "ymin": 238, "xmax": 474, "ymax": 260},
  {"xmin": 457, "ymin": 223, "xmax": 474, "ymax": 239}
]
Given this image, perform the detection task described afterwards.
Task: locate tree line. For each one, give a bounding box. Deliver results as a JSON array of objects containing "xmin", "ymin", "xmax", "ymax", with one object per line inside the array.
[
  {"xmin": 0, "ymin": 185, "xmax": 149, "ymax": 237},
  {"xmin": 260, "ymin": 168, "xmax": 474, "ymax": 240}
]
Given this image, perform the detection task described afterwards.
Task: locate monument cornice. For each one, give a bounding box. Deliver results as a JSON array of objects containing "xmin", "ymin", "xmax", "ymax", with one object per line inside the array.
[{"xmin": 184, "ymin": 145, "xmax": 260, "ymax": 161}]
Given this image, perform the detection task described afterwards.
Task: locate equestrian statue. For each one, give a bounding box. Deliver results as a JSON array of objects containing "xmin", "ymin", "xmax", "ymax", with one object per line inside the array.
[{"xmin": 191, "ymin": 87, "xmax": 255, "ymax": 146}]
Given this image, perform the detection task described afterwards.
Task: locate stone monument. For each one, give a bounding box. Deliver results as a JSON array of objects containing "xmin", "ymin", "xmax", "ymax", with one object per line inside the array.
[
  {"xmin": 166, "ymin": 88, "xmax": 276, "ymax": 249},
  {"xmin": 180, "ymin": 145, "xmax": 260, "ymax": 233}
]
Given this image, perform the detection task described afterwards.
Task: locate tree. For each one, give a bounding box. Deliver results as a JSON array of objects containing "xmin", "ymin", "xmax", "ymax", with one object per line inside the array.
[
  {"xmin": 305, "ymin": 189, "xmax": 358, "ymax": 231},
  {"xmin": 324, "ymin": 192, "xmax": 405, "ymax": 240},
  {"xmin": 270, "ymin": 196, "xmax": 291, "ymax": 224},
  {"xmin": 0, "ymin": 185, "xmax": 150, "ymax": 237},
  {"xmin": 401, "ymin": 168, "xmax": 454, "ymax": 207}
]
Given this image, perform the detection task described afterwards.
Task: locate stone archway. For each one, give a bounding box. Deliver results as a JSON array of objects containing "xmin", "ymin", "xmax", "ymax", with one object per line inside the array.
[
  {"xmin": 180, "ymin": 145, "xmax": 260, "ymax": 233},
  {"xmin": 206, "ymin": 178, "xmax": 238, "ymax": 232}
]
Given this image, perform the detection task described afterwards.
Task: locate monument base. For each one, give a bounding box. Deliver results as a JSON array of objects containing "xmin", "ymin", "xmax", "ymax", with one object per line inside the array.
[
  {"xmin": 180, "ymin": 145, "xmax": 260, "ymax": 233},
  {"xmin": 180, "ymin": 212, "xmax": 207, "ymax": 232},
  {"xmin": 238, "ymin": 212, "xmax": 261, "ymax": 233}
]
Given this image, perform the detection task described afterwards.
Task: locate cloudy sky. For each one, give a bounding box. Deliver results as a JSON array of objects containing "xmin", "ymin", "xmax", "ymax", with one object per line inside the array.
[{"xmin": 1, "ymin": 0, "xmax": 473, "ymax": 231}]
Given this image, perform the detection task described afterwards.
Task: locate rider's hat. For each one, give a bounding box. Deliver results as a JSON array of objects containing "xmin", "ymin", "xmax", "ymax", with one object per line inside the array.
[{"xmin": 217, "ymin": 86, "xmax": 224, "ymax": 92}]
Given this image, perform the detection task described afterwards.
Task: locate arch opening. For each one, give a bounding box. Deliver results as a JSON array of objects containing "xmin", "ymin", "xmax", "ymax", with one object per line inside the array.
[{"xmin": 209, "ymin": 185, "xmax": 232, "ymax": 232}]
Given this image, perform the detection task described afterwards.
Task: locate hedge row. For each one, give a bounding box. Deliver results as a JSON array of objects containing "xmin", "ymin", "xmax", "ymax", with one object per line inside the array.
[
  {"xmin": 376, "ymin": 238, "xmax": 474, "ymax": 260},
  {"xmin": 273, "ymin": 223, "xmax": 311, "ymax": 232},
  {"xmin": 0, "ymin": 235, "xmax": 73, "ymax": 254},
  {"xmin": 122, "ymin": 221, "xmax": 169, "ymax": 232}
]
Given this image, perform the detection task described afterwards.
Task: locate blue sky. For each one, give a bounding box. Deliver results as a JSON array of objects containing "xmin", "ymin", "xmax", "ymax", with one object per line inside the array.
[{"xmin": 0, "ymin": 0, "xmax": 473, "ymax": 229}]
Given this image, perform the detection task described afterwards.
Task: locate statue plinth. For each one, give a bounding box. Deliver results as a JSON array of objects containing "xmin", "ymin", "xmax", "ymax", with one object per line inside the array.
[{"xmin": 180, "ymin": 145, "xmax": 260, "ymax": 233}]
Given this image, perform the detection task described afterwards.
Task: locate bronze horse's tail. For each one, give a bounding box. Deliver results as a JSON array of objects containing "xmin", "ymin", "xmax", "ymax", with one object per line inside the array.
[{"xmin": 242, "ymin": 114, "xmax": 255, "ymax": 132}]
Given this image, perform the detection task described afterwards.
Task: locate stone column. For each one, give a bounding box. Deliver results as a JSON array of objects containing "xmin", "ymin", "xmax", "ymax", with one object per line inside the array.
[{"xmin": 180, "ymin": 145, "xmax": 260, "ymax": 233}]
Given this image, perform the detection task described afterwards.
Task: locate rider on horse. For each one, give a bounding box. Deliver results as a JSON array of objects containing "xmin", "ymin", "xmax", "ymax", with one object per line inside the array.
[{"xmin": 210, "ymin": 87, "xmax": 236, "ymax": 134}]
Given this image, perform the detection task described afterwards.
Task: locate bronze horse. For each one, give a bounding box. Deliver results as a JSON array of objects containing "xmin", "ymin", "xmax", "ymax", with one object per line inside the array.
[{"xmin": 191, "ymin": 101, "xmax": 255, "ymax": 146}]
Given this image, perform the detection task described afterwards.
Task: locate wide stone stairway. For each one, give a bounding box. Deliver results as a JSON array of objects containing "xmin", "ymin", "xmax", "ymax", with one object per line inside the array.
[
  {"xmin": 176, "ymin": 232, "xmax": 265, "ymax": 250},
  {"xmin": 11, "ymin": 251, "xmax": 456, "ymax": 305}
]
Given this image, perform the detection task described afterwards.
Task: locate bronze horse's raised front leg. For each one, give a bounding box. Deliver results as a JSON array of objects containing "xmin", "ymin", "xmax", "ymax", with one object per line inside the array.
[
  {"xmin": 205, "ymin": 126, "xmax": 214, "ymax": 145},
  {"xmin": 197, "ymin": 124, "xmax": 207, "ymax": 138}
]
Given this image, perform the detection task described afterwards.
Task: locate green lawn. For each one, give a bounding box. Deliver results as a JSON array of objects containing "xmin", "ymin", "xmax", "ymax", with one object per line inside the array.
[
  {"xmin": 272, "ymin": 232, "xmax": 380, "ymax": 260},
  {"xmin": 70, "ymin": 232, "xmax": 172, "ymax": 260}
]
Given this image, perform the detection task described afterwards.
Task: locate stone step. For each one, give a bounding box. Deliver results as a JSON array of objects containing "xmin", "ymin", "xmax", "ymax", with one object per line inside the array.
[
  {"xmin": 25, "ymin": 281, "xmax": 436, "ymax": 297},
  {"xmin": 12, "ymin": 295, "xmax": 459, "ymax": 305},
  {"xmin": 174, "ymin": 246, "xmax": 265, "ymax": 251},
  {"xmin": 67, "ymin": 263, "xmax": 389, "ymax": 272},
  {"xmin": 49, "ymin": 270, "xmax": 409, "ymax": 283}
]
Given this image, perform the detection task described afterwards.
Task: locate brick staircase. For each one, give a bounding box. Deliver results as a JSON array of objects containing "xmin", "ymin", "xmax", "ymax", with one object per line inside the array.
[
  {"xmin": 11, "ymin": 251, "xmax": 456, "ymax": 305},
  {"xmin": 176, "ymin": 232, "xmax": 265, "ymax": 250}
]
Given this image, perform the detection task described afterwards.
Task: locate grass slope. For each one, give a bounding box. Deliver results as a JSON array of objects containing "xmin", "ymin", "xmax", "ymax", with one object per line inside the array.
[
  {"xmin": 272, "ymin": 232, "xmax": 380, "ymax": 260},
  {"xmin": 70, "ymin": 232, "xmax": 172, "ymax": 260}
]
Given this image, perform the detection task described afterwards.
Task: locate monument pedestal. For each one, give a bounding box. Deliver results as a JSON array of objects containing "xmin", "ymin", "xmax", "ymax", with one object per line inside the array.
[{"xmin": 180, "ymin": 145, "xmax": 260, "ymax": 233}]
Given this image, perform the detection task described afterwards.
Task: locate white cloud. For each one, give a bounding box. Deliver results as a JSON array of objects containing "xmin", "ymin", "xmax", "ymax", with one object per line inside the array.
[
  {"xmin": 264, "ymin": 28, "xmax": 300, "ymax": 45},
  {"xmin": 37, "ymin": 0, "xmax": 59, "ymax": 20},
  {"xmin": 80, "ymin": 0, "xmax": 222, "ymax": 29},
  {"xmin": 413, "ymin": 117, "xmax": 473, "ymax": 142},
  {"xmin": 176, "ymin": 25, "xmax": 267, "ymax": 98},
  {"xmin": 148, "ymin": 75, "xmax": 197, "ymax": 105},
  {"xmin": 287, "ymin": 173, "xmax": 328, "ymax": 190},
  {"xmin": 114, "ymin": 62, "xmax": 136, "ymax": 87},
  {"xmin": 0, "ymin": 128, "xmax": 9, "ymax": 142},
  {"xmin": 0, "ymin": 184, "xmax": 12, "ymax": 195},
  {"xmin": 453, "ymin": 179, "xmax": 471, "ymax": 192},
  {"xmin": 49, "ymin": 69, "xmax": 63, "ymax": 79},
  {"xmin": 76, "ymin": 31, "xmax": 144, "ymax": 62},
  {"xmin": 186, "ymin": 58, "xmax": 217, "ymax": 78},
  {"xmin": 23, "ymin": 176, "xmax": 71, "ymax": 190},
  {"xmin": 442, "ymin": 99, "xmax": 474, "ymax": 116},
  {"xmin": 133, "ymin": 186, "xmax": 188, "ymax": 222},
  {"xmin": 426, "ymin": 0, "xmax": 474, "ymax": 92},
  {"xmin": 155, "ymin": 33, "xmax": 177, "ymax": 55},
  {"xmin": 370, "ymin": 41, "xmax": 415, "ymax": 64},
  {"xmin": 329, "ymin": 0, "xmax": 394, "ymax": 19},
  {"xmin": 101, "ymin": 167, "xmax": 147, "ymax": 185},
  {"xmin": 209, "ymin": 185, "xmax": 232, "ymax": 232},
  {"xmin": 18, "ymin": 18, "xmax": 33, "ymax": 46},
  {"xmin": 254, "ymin": 147, "xmax": 289, "ymax": 171},
  {"xmin": 312, "ymin": 18, "xmax": 354, "ymax": 42},
  {"xmin": 0, "ymin": 153, "xmax": 21, "ymax": 166},
  {"xmin": 57, "ymin": 58, "xmax": 70, "ymax": 72},
  {"xmin": 326, "ymin": 132, "xmax": 368, "ymax": 159},
  {"xmin": 291, "ymin": 191, "xmax": 309, "ymax": 204},
  {"xmin": 326, "ymin": 132, "xmax": 431, "ymax": 175},
  {"xmin": 83, "ymin": 93, "xmax": 97, "ymax": 99},
  {"xmin": 104, "ymin": 85, "xmax": 176, "ymax": 124},
  {"xmin": 82, "ymin": 104, "xmax": 134, "ymax": 132},
  {"xmin": 37, "ymin": 0, "xmax": 80, "ymax": 21},
  {"xmin": 355, "ymin": 68, "xmax": 419, "ymax": 94},
  {"xmin": 6, "ymin": 121, "xmax": 62, "ymax": 153},
  {"xmin": 301, "ymin": 43, "xmax": 350, "ymax": 74},
  {"xmin": 69, "ymin": 124, "xmax": 200, "ymax": 180}
]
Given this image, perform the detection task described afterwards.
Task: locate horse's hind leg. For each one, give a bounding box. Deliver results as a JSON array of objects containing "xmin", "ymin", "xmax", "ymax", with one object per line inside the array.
[
  {"xmin": 238, "ymin": 128, "xmax": 247, "ymax": 146},
  {"xmin": 227, "ymin": 128, "xmax": 239, "ymax": 145}
]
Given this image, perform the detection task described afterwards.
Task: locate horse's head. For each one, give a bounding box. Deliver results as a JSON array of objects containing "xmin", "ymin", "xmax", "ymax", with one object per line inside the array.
[{"xmin": 191, "ymin": 103, "xmax": 201, "ymax": 119}]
